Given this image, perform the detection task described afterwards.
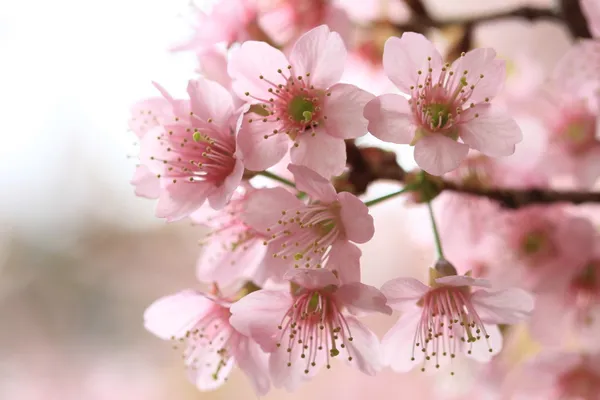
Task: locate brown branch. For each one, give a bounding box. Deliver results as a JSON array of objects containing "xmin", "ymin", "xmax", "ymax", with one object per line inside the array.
[{"xmin": 344, "ymin": 142, "xmax": 600, "ymax": 209}]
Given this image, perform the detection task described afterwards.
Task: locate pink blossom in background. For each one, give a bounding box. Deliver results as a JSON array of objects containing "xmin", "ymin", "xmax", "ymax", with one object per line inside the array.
[
  {"xmin": 144, "ymin": 289, "xmax": 271, "ymax": 395},
  {"xmin": 133, "ymin": 78, "xmax": 244, "ymax": 221},
  {"xmin": 381, "ymin": 274, "xmax": 533, "ymax": 374},
  {"xmin": 229, "ymin": 25, "xmax": 375, "ymax": 177},
  {"xmin": 583, "ymin": 0, "xmax": 600, "ymax": 38},
  {"xmin": 241, "ymin": 164, "xmax": 374, "ymax": 284},
  {"xmin": 229, "ymin": 268, "xmax": 391, "ymax": 391},
  {"xmin": 364, "ymin": 32, "xmax": 522, "ymax": 175},
  {"xmin": 507, "ymin": 351, "xmax": 600, "ymax": 399}
]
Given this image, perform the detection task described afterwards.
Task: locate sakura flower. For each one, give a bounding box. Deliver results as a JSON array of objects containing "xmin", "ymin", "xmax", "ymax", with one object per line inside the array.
[
  {"xmin": 229, "ymin": 268, "xmax": 391, "ymax": 391},
  {"xmin": 171, "ymin": 0, "xmax": 257, "ymax": 52},
  {"xmin": 531, "ymin": 83, "xmax": 600, "ymax": 188},
  {"xmin": 363, "ymin": 32, "xmax": 522, "ymax": 175},
  {"xmin": 193, "ymin": 187, "xmax": 277, "ymax": 287},
  {"xmin": 381, "ymin": 273, "xmax": 534, "ymax": 374},
  {"xmin": 229, "ymin": 24, "xmax": 375, "ymax": 178},
  {"xmin": 135, "ymin": 78, "xmax": 244, "ymax": 221},
  {"xmin": 144, "ymin": 289, "xmax": 270, "ymax": 395},
  {"xmin": 507, "ymin": 351, "xmax": 600, "ymax": 400},
  {"xmin": 241, "ymin": 164, "xmax": 374, "ymax": 283},
  {"xmin": 483, "ymin": 205, "xmax": 596, "ymax": 292}
]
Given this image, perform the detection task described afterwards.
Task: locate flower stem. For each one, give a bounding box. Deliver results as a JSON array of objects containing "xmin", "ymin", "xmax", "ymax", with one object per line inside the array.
[
  {"xmin": 257, "ymin": 170, "xmax": 296, "ymax": 188},
  {"xmin": 364, "ymin": 186, "xmax": 413, "ymax": 207},
  {"xmin": 427, "ymin": 201, "xmax": 445, "ymax": 260}
]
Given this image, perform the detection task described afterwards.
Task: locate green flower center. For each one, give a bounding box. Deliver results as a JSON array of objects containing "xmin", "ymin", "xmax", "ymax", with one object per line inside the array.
[
  {"xmin": 522, "ymin": 232, "xmax": 546, "ymax": 255},
  {"xmin": 427, "ymin": 103, "xmax": 451, "ymax": 128},
  {"xmin": 289, "ymin": 96, "xmax": 315, "ymax": 122}
]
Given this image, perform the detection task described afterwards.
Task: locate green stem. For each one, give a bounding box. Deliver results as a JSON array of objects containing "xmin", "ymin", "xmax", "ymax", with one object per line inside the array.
[
  {"xmin": 427, "ymin": 201, "xmax": 445, "ymax": 260},
  {"xmin": 257, "ymin": 170, "xmax": 296, "ymax": 188},
  {"xmin": 364, "ymin": 186, "xmax": 413, "ymax": 207}
]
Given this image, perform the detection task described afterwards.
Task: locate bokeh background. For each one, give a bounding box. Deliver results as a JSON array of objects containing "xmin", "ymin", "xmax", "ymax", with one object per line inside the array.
[{"xmin": 0, "ymin": 0, "xmax": 566, "ymax": 398}]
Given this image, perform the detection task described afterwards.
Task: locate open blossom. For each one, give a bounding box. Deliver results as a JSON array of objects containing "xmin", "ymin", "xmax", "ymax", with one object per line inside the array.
[
  {"xmin": 507, "ymin": 351, "xmax": 600, "ymax": 400},
  {"xmin": 381, "ymin": 273, "xmax": 534, "ymax": 374},
  {"xmin": 241, "ymin": 164, "xmax": 374, "ymax": 283},
  {"xmin": 483, "ymin": 206, "xmax": 596, "ymax": 292},
  {"xmin": 229, "ymin": 269, "xmax": 391, "ymax": 391},
  {"xmin": 144, "ymin": 289, "xmax": 270, "ymax": 395},
  {"xmin": 229, "ymin": 25, "xmax": 375, "ymax": 178},
  {"xmin": 134, "ymin": 78, "xmax": 244, "ymax": 221},
  {"xmin": 363, "ymin": 32, "xmax": 522, "ymax": 175}
]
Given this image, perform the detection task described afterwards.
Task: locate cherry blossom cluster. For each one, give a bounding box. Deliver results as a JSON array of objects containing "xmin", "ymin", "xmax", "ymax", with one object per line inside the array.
[{"xmin": 129, "ymin": 0, "xmax": 600, "ymax": 397}]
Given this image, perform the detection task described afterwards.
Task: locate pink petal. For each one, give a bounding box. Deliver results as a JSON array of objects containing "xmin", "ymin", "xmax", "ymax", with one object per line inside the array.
[
  {"xmin": 413, "ymin": 135, "xmax": 469, "ymax": 175},
  {"xmin": 383, "ymin": 33, "xmax": 443, "ymax": 93},
  {"xmin": 290, "ymin": 128, "xmax": 346, "ymax": 178},
  {"xmin": 325, "ymin": 240, "xmax": 362, "ymax": 284},
  {"xmin": 283, "ymin": 268, "xmax": 339, "ymax": 290},
  {"xmin": 268, "ymin": 345, "xmax": 308, "ymax": 391},
  {"xmin": 574, "ymin": 147, "xmax": 600, "ymax": 188},
  {"xmin": 460, "ymin": 106, "xmax": 522, "ymax": 157},
  {"xmin": 344, "ymin": 316, "xmax": 383, "ymax": 375},
  {"xmin": 380, "ymin": 277, "xmax": 429, "ymax": 310},
  {"xmin": 131, "ymin": 165, "xmax": 160, "ymax": 199},
  {"xmin": 155, "ymin": 182, "xmax": 213, "ymax": 221},
  {"xmin": 129, "ymin": 97, "xmax": 173, "ymax": 138},
  {"xmin": 464, "ymin": 324, "xmax": 503, "ymax": 363},
  {"xmin": 207, "ymin": 157, "xmax": 245, "ymax": 209},
  {"xmin": 229, "ymin": 290, "xmax": 292, "ymax": 352},
  {"xmin": 289, "ymin": 25, "xmax": 346, "ymax": 89},
  {"xmin": 189, "ymin": 355, "xmax": 235, "ymax": 391},
  {"xmin": 338, "ymin": 191, "xmax": 374, "ymax": 244},
  {"xmin": 582, "ymin": 0, "xmax": 600, "ymax": 38},
  {"xmin": 237, "ymin": 114, "xmax": 290, "ymax": 171},
  {"xmin": 233, "ymin": 338, "xmax": 271, "ymax": 396},
  {"xmin": 228, "ymin": 41, "xmax": 289, "ymax": 101},
  {"xmin": 187, "ymin": 78, "xmax": 234, "ymax": 130},
  {"xmin": 241, "ymin": 187, "xmax": 303, "ymax": 233},
  {"xmin": 381, "ymin": 308, "xmax": 422, "ymax": 372},
  {"xmin": 552, "ymin": 40, "xmax": 600, "ymax": 93},
  {"xmin": 363, "ymin": 94, "xmax": 414, "ymax": 144},
  {"xmin": 450, "ymin": 48, "xmax": 505, "ymax": 104},
  {"xmin": 336, "ymin": 282, "xmax": 392, "ymax": 315},
  {"xmin": 287, "ymin": 164, "xmax": 337, "ymax": 202},
  {"xmin": 323, "ymin": 83, "xmax": 375, "ymax": 139},
  {"xmin": 435, "ymin": 275, "xmax": 491, "ymax": 288},
  {"xmin": 471, "ymin": 288, "xmax": 534, "ymax": 324},
  {"xmin": 527, "ymin": 293, "xmax": 568, "ymax": 346},
  {"xmin": 143, "ymin": 290, "xmax": 214, "ymax": 340},
  {"xmin": 197, "ymin": 49, "xmax": 232, "ymax": 91}
]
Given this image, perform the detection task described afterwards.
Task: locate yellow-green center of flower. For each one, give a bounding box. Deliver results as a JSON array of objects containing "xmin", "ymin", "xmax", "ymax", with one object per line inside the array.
[
  {"xmin": 427, "ymin": 103, "xmax": 451, "ymax": 128},
  {"xmin": 565, "ymin": 122, "xmax": 590, "ymax": 144},
  {"xmin": 289, "ymin": 96, "xmax": 315, "ymax": 122},
  {"xmin": 522, "ymin": 232, "xmax": 546, "ymax": 254}
]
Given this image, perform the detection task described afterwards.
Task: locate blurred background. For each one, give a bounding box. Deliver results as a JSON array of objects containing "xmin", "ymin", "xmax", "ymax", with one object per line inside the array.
[{"xmin": 0, "ymin": 0, "xmax": 569, "ymax": 398}]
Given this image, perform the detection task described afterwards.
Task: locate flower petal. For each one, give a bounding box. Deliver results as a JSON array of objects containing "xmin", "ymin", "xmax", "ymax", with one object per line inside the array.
[
  {"xmin": 338, "ymin": 191, "xmax": 374, "ymax": 244},
  {"xmin": 283, "ymin": 268, "xmax": 339, "ymax": 290},
  {"xmin": 237, "ymin": 114, "xmax": 290, "ymax": 171},
  {"xmin": 233, "ymin": 338, "xmax": 271, "ymax": 396},
  {"xmin": 413, "ymin": 135, "xmax": 469, "ymax": 175},
  {"xmin": 207, "ymin": 157, "xmax": 245, "ymax": 209},
  {"xmin": 450, "ymin": 48, "xmax": 505, "ymax": 104},
  {"xmin": 143, "ymin": 290, "xmax": 214, "ymax": 340},
  {"xmin": 156, "ymin": 181, "xmax": 213, "ymax": 221},
  {"xmin": 228, "ymin": 41, "xmax": 289, "ymax": 101},
  {"xmin": 582, "ymin": 0, "xmax": 600, "ymax": 38},
  {"xmin": 324, "ymin": 83, "xmax": 375, "ymax": 139},
  {"xmin": 189, "ymin": 355, "xmax": 235, "ymax": 391},
  {"xmin": 290, "ymin": 128, "xmax": 346, "ymax": 178},
  {"xmin": 471, "ymin": 288, "xmax": 535, "ymax": 324},
  {"xmin": 241, "ymin": 187, "xmax": 303, "ymax": 233},
  {"xmin": 381, "ymin": 277, "xmax": 429, "ymax": 310},
  {"xmin": 187, "ymin": 77, "xmax": 234, "ymax": 130},
  {"xmin": 131, "ymin": 165, "xmax": 160, "ymax": 199},
  {"xmin": 344, "ymin": 316, "xmax": 383, "ymax": 375},
  {"xmin": 326, "ymin": 240, "xmax": 362, "ymax": 284},
  {"xmin": 381, "ymin": 308, "xmax": 422, "ymax": 372},
  {"xmin": 460, "ymin": 106, "xmax": 522, "ymax": 157},
  {"xmin": 336, "ymin": 282, "xmax": 392, "ymax": 315},
  {"xmin": 363, "ymin": 94, "xmax": 414, "ymax": 144},
  {"xmin": 287, "ymin": 164, "xmax": 337, "ymax": 202},
  {"xmin": 383, "ymin": 33, "xmax": 443, "ymax": 93},
  {"xmin": 289, "ymin": 25, "xmax": 346, "ymax": 89},
  {"xmin": 464, "ymin": 323, "xmax": 503, "ymax": 362},
  {"xmin": 435, "ymin": 275, "xmax": 491, "ymax": 288},
  {"xmin": 269, "ymin": 345, "xmax": 310, "ymax": 391}
]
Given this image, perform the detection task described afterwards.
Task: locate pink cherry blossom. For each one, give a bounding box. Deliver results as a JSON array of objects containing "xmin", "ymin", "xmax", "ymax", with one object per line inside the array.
[
  {"xmin": 483, "ymin": 205, "xmax": 596, "ymax": 292},
  {"xmin": 193, "ymin": 186, "xmax": 281, "ymax": 287},
  {"xmin": 135, "ymin": 78, "xmax": 244, "ymax": 221},
  {"xmin": 241, "ymin": 164, "xmax": 374, "ymax": 284},
  {"xmin": 144, "ymin": 289, "xmax": 270, "ymax": 395},
  {"xmin": 583, "ymin": 0, "xmax": 600, "ymax": 39},
  {"xmin": 531, "ymin": 83, "xmax": 600, "ymax": 188},
  {"xmin": 229, "ymin": 268, "xmax": 391, "ymax": 391},
  {"xmin": 229, "ymin": 25, "xmax": 375, "ymax": 178},
  {"xmin": 381, "ymin": 274, "xmax": 534, "ymax": 374},
  {"xmin": 363, "ymin": 32, "xmax": 522, "ymax": 175},
  {"xmin": 171, "ymin": 0, "xmax": 257, "ymax": 52},
  {"xmin": 507, "ymin": 351, "xmax": 600, "ymax": 399}
]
